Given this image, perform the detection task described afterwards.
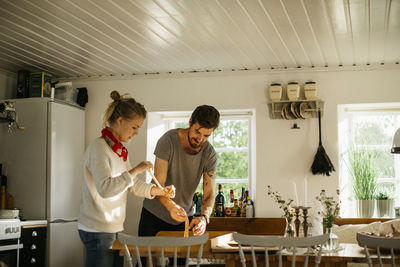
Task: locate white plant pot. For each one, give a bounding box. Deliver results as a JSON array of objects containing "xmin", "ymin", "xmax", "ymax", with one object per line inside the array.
[
  {"xmin": 356, "ymin": 200, "xmax": 375, "ymax": 218},
  {"xmin": 377, "ymin": 199, "xmax": 394, "ymax": 218}
]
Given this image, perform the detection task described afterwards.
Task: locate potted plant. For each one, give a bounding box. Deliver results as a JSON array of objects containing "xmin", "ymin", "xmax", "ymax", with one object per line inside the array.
[
  {"xmin": 375, "ymin": 191, "xmax": 395, "ymax": 217},
  {"xmin": 346, "ymin": 142, "xmax": 378, "ymax": 218}
]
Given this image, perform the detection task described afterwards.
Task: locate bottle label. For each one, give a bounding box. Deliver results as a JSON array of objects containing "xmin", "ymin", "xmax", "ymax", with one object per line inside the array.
[{"xmin": 215, "ymin": 203, "xmax": 224, "ymax": 217}]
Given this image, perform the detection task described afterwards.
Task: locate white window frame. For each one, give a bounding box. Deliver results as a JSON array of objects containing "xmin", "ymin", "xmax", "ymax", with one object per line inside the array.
[
  {"xmin": 160, "ymin": 110, "xmax": 256, "ymax": 196},
  {"xmin": 338, "ymin": 103, "xmax": 400, "ymax": 217}
]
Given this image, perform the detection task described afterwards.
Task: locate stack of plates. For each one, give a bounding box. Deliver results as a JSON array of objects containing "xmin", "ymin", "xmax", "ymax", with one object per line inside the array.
[{"xmin": 281, "ymin": 102, "xmax": 312, "ymax": 119}]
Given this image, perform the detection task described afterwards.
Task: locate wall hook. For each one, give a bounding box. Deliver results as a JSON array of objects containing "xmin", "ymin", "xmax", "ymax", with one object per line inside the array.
[{"xmin": 291, "ymin": 123, "xmax": 300, "ymax": 129}]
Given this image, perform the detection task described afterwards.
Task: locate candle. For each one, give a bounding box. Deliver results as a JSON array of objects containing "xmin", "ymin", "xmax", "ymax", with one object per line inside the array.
[
  {"xmin": 292, "ymin": 181, "xmax": 299, "ymax": 206},
  {"xmin": 304, "ymin": 177, "xmax": 308, "ymax": 207}
]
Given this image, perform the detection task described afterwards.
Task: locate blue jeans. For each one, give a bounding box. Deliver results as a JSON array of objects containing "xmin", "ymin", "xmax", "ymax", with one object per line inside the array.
[{"xmin": 78, "ymin": 230, "xmax": 123, "ymax": 267}]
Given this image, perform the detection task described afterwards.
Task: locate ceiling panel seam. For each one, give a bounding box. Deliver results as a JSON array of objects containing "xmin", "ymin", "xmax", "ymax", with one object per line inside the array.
[
  {"xmin": 194, "ymin": 0, "xmax": 256, "ymax": 69},
  {"xmin": 109, "ymin": 0, "xmax": 188, "ymax": 71},
  {"xmin": 257, "ymin": 0, "xmax": 297, "ymax": 67},
  {"xmin": 215, "ymin": 0, "xmax": 264, "ymax": 68},
  {"xmin": 151, "ymin": 0, "xmax": 225, "ymax": 70},
  {"xmin": 343, "ymin": 0, "xmax": 356, "ymax": 66},
  {"xmin": 279, "ymin": 0, "xmax": 313, "ymax": 67},
  {"xmin": 4, "ymin": 1, "xmax": 129, "ymax": 74},
  {"xmin": 300, "ymin": 0, "xmax": 327, "ymax": 67},
  {"xmin": 0, "ymin": 38, "xmax": 78, "ymax": 76},
  {"xmin": 382, "ymin": 0, "xmax": 392, "ymax": 64},
  {"xmin": 237, "ymin": 0, "xmax": 282, "ymax": 68},
  {"xmin": 63, "ymin": 0, "xmax": 155, "ymax": 72},
  {"xmin": 0, "ymin": 49, "xmax": 66, "ymax": 76},
  {"xmin": 0, "ymin": 27, "xmax": 102, "ymax": 76},
  {"xmin": 172, "ymin": 0, "xmax": 240, "ymax": 69},
  {"xmin": 366, "ymin": 0, "xmax": 371, "ymax": 65},
  {"xmin": 0, "ymin": 16, "xmax": 116, "ymax": 76},
  {"xmin": 88, "ymin": 0, "xmax": 176, "ymax": 71},
  {"xmin": 321, "ymin": 0, "xmax": 342, "ymax": 66},
  {"xmin": 131, "ymin": 0, "xmax": 212, "ymax": 69}
]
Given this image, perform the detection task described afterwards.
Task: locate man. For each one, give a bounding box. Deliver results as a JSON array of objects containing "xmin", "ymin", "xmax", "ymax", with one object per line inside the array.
[{"xmin": 139, "ymin": 105, "xmax": 220, "ymax": 237}]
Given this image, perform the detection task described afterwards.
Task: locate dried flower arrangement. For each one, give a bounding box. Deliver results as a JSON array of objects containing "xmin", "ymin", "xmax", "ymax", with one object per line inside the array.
[{"xmin": 316, "ymin": 189, "xmax": 340, "ymax": 229}]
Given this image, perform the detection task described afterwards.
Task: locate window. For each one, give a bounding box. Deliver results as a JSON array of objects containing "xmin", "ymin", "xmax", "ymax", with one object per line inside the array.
[
  {"xmin": 338, "ymin": 103, "xmax": 400, "ymax": 217},
  {"xmin": 148, "ymin": 110, "xmax": 255, "ymax": 202}
]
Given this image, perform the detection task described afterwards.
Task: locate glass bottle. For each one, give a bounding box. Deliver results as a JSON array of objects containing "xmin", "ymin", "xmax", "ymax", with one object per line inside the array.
[
  {"xmin": 231, "ymin": 199, "xmax": 240, "ymax": 217},
  {"xmin": 245, "ymin": 195, "xmax": 254, "ymax": 218},
  {"xmin": 214, "ymin": 184, "xmax": 225, "ymax": 217}
]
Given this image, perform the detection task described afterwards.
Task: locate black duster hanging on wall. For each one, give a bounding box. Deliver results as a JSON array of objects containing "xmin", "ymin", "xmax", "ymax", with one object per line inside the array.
[{"xmin": 311, "ymin": 109, "xmax": 335, "ymax": 176}]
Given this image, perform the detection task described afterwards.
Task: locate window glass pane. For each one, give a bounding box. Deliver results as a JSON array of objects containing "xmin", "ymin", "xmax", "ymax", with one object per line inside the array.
[
  {"xmin": 211, "ymin": 120, "xmax": 248, "ymax": 148},
  {"xmin": 353, "ymin": 115, "xmax": 397, "ymax": 145},
  {"xmin": 174, "ymin": 122, "xmax": 188, "ymax": 128},
  {"xmin": 374, "ymin": 149, "xmax": 395, "ymax": 178},
  {"xmin": 216, "ymin": 151, "xmax": 248, "ymax": 179}
]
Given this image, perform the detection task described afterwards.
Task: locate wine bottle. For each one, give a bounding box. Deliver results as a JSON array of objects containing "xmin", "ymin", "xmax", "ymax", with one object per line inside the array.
[{"xmin": 214, "ymin": 184, "xmax": 225, "ymax": 217}]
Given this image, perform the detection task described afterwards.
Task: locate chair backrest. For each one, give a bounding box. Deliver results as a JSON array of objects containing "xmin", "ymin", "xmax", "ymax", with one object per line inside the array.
[
  {"xmin": 356, "ymin": 232, "xmax": 400, "ymax": 267},
  {"xmin": 233, "ymin": 233, "xmax": 329, "ymax": 267},
  {"xmin": 118, "ymin": 233, "xmax": 209, "ymax": 267}
]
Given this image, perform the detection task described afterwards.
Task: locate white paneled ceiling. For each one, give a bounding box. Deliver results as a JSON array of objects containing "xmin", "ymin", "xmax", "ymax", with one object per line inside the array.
[{"xmin": 0, "ymin": 0, "xmax": 399, "ymax": 79}]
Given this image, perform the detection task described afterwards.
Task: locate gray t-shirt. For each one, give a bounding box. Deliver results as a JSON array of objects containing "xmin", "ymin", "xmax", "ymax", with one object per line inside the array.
[{"xmin": 143, "ymin": 129, "xmax": 217, "ymax": 225}]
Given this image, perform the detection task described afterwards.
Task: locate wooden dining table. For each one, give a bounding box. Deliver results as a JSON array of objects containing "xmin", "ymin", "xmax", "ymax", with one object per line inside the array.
[{"xmin": 112, "ymin": 231, "xmax": 398, "ymax": 267}]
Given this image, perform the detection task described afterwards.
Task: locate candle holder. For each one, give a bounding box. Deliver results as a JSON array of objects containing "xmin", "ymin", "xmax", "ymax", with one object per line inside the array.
[
  {"xmin": 301, "ymin": 207, "xmax": 311, "ymax": 237},
  {"xmin": 293, "ymin": 206, "xmax": 302, "ymax": 237}
]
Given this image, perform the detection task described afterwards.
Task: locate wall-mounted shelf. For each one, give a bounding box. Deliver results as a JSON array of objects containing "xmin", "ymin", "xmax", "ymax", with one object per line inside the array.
[{"xmin": 267, "ymin": 99, "xmax": 324, "ymax": 120}]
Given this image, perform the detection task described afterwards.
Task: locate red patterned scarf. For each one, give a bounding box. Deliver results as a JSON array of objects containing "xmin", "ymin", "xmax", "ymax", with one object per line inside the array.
[{"xmin": 101, "ymin": 127, "xmax": 128, "ymax": 161}]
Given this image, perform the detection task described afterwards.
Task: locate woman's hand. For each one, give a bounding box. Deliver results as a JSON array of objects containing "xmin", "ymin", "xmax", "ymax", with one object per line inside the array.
[
  {"xmin": 164, "ymin": 185, "xmax": 176, "ymax": 198},
  {"xmin": 150, "ymin": 185, "xmax": 176, "ymax": 198},
  {"xmin": 129, "ymin": 161, "xmax": 153, "ymax": 176}
]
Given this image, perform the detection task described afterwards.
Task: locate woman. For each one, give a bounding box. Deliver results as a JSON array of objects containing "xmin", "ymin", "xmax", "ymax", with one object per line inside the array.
[{"xmin": 78, "ymin": 91, "xmax": 175, "ymax": 267}]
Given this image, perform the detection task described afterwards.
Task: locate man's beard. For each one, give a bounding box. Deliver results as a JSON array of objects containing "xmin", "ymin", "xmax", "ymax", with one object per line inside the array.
[{"xmin": 187, "ymin": 131, "xmax": 202, "ymax": 149}]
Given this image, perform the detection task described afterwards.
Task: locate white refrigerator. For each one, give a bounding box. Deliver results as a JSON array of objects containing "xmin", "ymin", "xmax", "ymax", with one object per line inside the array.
[{"xmin": 0, "ymin": 98, "xmax": 85, "ymax": 267}]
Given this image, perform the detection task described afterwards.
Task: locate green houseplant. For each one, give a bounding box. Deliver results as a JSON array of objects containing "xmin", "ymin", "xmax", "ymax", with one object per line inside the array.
[
  {"xmin": 375, "ymin": 191, "xmax": 395, "ymax": 217},
  {"xmin": 346, "ymin": 142, "xmax": 378, "ymax": 218}
]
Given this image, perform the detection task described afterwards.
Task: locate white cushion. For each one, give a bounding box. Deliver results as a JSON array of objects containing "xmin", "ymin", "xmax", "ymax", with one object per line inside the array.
[
  {"xmin": 331, "ymin": 222, "xmax": 381, "ymax": 244},
  {"xmin": 379, "ymin": 218, "xmax": 400, "ymax": 235}
]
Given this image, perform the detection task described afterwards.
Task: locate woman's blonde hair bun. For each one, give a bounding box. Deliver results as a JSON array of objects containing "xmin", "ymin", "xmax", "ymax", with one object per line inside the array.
[
  {"xmin": 110, "ymin": 90, "xmax": 121, "ymax": 101},
  {"xmin": 103, "ymin": 90, "xmax": 146, "ymax": 127}
]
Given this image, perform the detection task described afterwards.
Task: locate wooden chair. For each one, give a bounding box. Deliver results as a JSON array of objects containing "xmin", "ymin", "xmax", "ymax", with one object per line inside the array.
[
  {"xmin": 118, "ymin": 233, "xmax": 209, "ymax": 267},
  {"xmin": 233, "ymin": 233, "xmax": 329, "ymax": 267},
  {"xmin": 356, "ymin": 232, "xmax": 400, "ymax": 267}
]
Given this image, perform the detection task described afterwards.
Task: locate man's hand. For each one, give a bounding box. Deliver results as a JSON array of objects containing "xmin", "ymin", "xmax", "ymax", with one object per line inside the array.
[
  {"xmin": 189, "ymin": 216, "xmax": 207, "ymax": 236},
  {"xmin": 168, "ymin": 202, "xmax": 187, "ymax": 222}
]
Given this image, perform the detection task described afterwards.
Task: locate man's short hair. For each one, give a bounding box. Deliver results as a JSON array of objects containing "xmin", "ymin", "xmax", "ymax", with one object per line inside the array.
[{"xmin": 191, "ymin": 105, "xmax": 220, "ymax": 129}]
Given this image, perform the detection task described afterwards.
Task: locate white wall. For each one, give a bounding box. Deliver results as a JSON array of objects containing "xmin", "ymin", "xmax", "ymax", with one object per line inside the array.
[
  {"xmin": 2, "ymin": 68, "xmax": 400, "ymax": 235},
  {"xmin": 70, "ymin": 68, "xmax": 400, "ymax": 235}
]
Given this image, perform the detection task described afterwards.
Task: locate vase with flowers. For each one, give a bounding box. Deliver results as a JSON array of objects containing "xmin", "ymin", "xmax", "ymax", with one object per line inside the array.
[
  {"xmin": 316, "ymin": 189, "xmax": 341, "ymax": 251},
  {"xmin": 267, "ymin": 185, "xmax": 295, "ymax": 237}
]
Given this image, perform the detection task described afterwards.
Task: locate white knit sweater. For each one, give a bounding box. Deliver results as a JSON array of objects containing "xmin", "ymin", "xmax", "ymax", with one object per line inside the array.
[{"xmin": 78, "ymin": 137, "xmax": 154, "ymax": 233}]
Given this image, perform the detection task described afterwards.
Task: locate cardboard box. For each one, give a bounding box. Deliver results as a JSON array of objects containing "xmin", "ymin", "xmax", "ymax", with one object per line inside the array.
[{"xmin": 29, "ymin": 72, "xmax": 52, "ymax": 97}]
